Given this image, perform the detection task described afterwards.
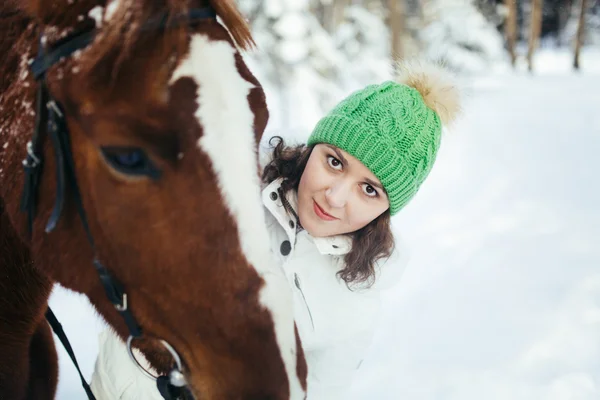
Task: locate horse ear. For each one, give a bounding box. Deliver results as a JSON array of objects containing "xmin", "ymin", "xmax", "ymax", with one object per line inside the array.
[{"xmin": 208, "ymin": 0, "xmax": 255, "ymax": 51}]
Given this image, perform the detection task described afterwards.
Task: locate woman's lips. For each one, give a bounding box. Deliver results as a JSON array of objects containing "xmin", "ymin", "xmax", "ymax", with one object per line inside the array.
[{"xmin": 313, "ymin": 200, "xmax": 338, "ymax": 221}]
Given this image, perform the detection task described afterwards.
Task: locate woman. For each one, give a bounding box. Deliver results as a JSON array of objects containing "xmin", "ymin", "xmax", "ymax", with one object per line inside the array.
[{"xmin": 90, "ymin": 60, "xmax": 461, "ymax": 399}]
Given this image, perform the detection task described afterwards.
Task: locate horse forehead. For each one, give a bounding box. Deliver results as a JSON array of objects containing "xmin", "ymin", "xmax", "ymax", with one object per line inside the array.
[
  {"xmin": 168, "ymin": 33, "xmax": 262, "ymax": 281},
  {"xmin": 169, "ymin": 34, "xmax": 306, "ymax": 398},
  {"xmin": 169, "ymin": 34, "xmax": 255, "ymax": 96},
  {"xmin": 166, "ymin": 34, "xmax": 257, "ymax": 137}
]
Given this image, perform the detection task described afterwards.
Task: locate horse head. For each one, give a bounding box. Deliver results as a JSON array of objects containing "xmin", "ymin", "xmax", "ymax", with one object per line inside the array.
[{"xmin": 2, "ymin": 0, "xmax": 306, "ymax": 398}]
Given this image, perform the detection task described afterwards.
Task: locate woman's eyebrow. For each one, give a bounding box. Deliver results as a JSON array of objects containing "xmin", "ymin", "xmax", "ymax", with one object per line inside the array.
[
  {"xmin": 364, "ymin": 178, "xmax": 384, "ymax": 191},
  {"xmin": 326, "ymin": 145, "xmax": 348, "ymax": 166}
]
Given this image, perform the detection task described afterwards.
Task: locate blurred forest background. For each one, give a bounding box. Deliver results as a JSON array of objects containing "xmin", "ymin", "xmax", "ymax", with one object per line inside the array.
[{"xmin": 234, "ymin": 0, "xmax": 599, "ymax": 132}]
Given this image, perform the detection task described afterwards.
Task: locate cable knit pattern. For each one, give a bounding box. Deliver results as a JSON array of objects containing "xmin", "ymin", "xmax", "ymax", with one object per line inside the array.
[{"xmin": 308, "ymin": 81, "xmax": 442, "ymax": 215}]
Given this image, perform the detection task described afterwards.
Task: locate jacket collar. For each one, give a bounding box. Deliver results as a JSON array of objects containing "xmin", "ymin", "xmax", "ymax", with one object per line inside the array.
[{"xmin": 262, "ymin": 178, "xmax": 352, "ymax": 256}]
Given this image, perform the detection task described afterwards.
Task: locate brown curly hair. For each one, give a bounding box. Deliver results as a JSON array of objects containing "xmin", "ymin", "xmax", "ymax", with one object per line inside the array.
[{"xmin": 262, "ymin": 136, "xmax": 395, "ymax": 288}]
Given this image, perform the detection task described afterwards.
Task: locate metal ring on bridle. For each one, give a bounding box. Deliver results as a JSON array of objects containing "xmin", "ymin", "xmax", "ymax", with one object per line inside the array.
[
  {"xmin": 126, "ymin": 335, "xmax": 186, "ymax": 386},
  {"xmin": 160, "ymin": 339, "xmax": 185, "ymax": 373},
  {"xmin": 23, "ymin": 141, "xmax": 41, "ymax": 167}
]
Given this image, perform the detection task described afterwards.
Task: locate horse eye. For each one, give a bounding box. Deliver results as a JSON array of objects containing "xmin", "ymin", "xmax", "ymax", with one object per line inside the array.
[{"xmin": 101, "ymin": 147, "xmax": 161, "ymax": 179}]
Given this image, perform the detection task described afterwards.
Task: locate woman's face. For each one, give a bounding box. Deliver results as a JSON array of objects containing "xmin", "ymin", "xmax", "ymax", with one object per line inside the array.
[{"xmin": 297, "ymin": 144, "xmax": 389, "ymax": 238}]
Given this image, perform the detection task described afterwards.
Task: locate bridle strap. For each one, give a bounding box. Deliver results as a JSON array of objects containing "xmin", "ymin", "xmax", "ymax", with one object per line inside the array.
[
  {"xmin": 45, "ymin": 308, "xmax": 98, "ymax": 400},
  {"xmin": 44, "ymin": 96, "xmax": 69, "ymax": 233},
  {"xmin": 30, "ymin": 30, "xmax": 95, "ymax": 80},
  {"xmin": 20, "ymin": 83, "xmax": 46, "ymax": 233},
  {"xmin": 44, "ymin": 92, "xmax": 145, "ymax": 337},
  {"xmin": 22, "ymin": 7, "xmax": 218, "ymax": 400},
  {"xmin": 143, "ymin": 7, "xmax": 217, "ymax": 32},
  {"xmin": 29, "ymin": 7, "xmax": 217, "ymax": 80}
]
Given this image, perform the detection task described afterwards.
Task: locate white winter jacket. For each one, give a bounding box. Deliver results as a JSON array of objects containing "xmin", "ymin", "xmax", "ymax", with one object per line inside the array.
[{"xmin": 90, "ymin": 178, "xmax": 408, "ymax": 400}]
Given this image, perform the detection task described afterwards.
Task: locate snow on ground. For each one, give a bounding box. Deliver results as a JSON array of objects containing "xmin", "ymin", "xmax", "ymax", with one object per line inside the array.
[
  {"xmin": 349, "ymin": 47, "xmax": 600, "ymax": 400},
  {"xmin": 51, "ymin": 47, "xmax": 600, "ymax": 399}
]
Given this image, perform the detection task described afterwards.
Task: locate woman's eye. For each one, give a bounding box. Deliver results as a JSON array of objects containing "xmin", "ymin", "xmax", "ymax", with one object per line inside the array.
[
  {"xmin": 101, "ymin": 147, "xmax": 161, "ymax": 179},
  {"xmin": 327, "ymin": 155, "xmax": 342, "ymax": 170},
  {"xmin": 362, "ymin": 184, "xmax": 378, "ymax": 198}
]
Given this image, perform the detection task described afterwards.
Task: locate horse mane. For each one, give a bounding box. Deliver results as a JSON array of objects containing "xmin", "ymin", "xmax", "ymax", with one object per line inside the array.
[
  {"xmin": 0, "ymin": 0, "xmax": 254, "ymax": 92},
  {"xmin": 210, "ymin": 0, "xmax": 255, "ymax": 50},
  {"xmin": 0, "ymin": 5, "xmax": 31, "ymax": 95},
  {"xmin": 96, "ymin": 0, "xmax": 254, "ymax": 57},
  {"xmin": 78, "ymin": 0, "xmax": 254, "ymax": 87}
]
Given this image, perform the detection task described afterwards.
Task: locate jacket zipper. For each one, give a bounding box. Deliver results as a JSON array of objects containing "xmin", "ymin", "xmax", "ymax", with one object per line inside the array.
[{"xmin": 294, "ymin": 273, "xmax": 315, "ymax": 330}]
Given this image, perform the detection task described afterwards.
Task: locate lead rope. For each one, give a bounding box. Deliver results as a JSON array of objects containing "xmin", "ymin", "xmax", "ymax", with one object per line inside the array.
[{"xmin": 45, "ymin": 308, "xmax": 97, "ymax": 399}]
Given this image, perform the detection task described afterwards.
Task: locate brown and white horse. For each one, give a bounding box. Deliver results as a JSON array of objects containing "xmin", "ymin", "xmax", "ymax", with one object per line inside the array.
[{"xmin": 0, "ymin": 0, "xmax": 306, "ymax": 399}]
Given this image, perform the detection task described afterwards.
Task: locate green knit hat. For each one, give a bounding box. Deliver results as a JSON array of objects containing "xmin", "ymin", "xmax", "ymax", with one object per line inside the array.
[{"xmin": 307, "ymin": 61, "xmax": 461, "ymax": 215}]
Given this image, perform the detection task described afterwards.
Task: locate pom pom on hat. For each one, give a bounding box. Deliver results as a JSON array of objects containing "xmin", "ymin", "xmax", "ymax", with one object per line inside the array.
[{"xmin": 395, "ymin": 60, "xmax": 462, "ymax": 126}]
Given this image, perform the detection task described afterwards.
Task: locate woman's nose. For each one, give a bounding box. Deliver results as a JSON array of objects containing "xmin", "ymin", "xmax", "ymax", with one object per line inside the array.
[{"xmin": 325, "ymin": 183, "xmax": 349, "ymax": 209}]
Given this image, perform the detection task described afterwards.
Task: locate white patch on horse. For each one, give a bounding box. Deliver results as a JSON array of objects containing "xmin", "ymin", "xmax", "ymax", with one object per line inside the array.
[
  {"xmin": 88, "ymin": 6, "xmax": 104, "ymax": 27},
  {"xmin": 59, "ymin": 28, "xmax": 73, "ymax": 39},
  {"xmin": 105, "ymin": 0, "xmax": 121, "ymax": 21},
  {"xmin": 170, "ymin": 34, "xmax": 305, "ymax": 399},
  {"xmin": 21, "ymin": 101, "xmax": 32, "ymax": 114}
]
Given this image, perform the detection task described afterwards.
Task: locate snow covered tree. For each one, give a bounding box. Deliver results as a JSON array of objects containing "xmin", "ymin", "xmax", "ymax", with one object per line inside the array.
[
  {"xmin": 238, "ymin": 0, "xmax": 392, "ymax": 134},
  {"xmin": 238, "ymin": 0, "xmax": 345, "ymax": 133},
  {"xmin": 419, "ymin": 0, "xmax": 508, "ymax": 73},
  {"xmin": 334, "ymin": 5, "xmax": 392, "ymax": 90},
  {"xmin": 526, "ymin": 0, "xmax": 544, "ymax": 71},
  {"xmin": 562, "ymin": 0, "xmax": 600, "ymax": 47},
  {"xmin": 474, "ymin": 0, "xmax": 507, "ymax": 28}
]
